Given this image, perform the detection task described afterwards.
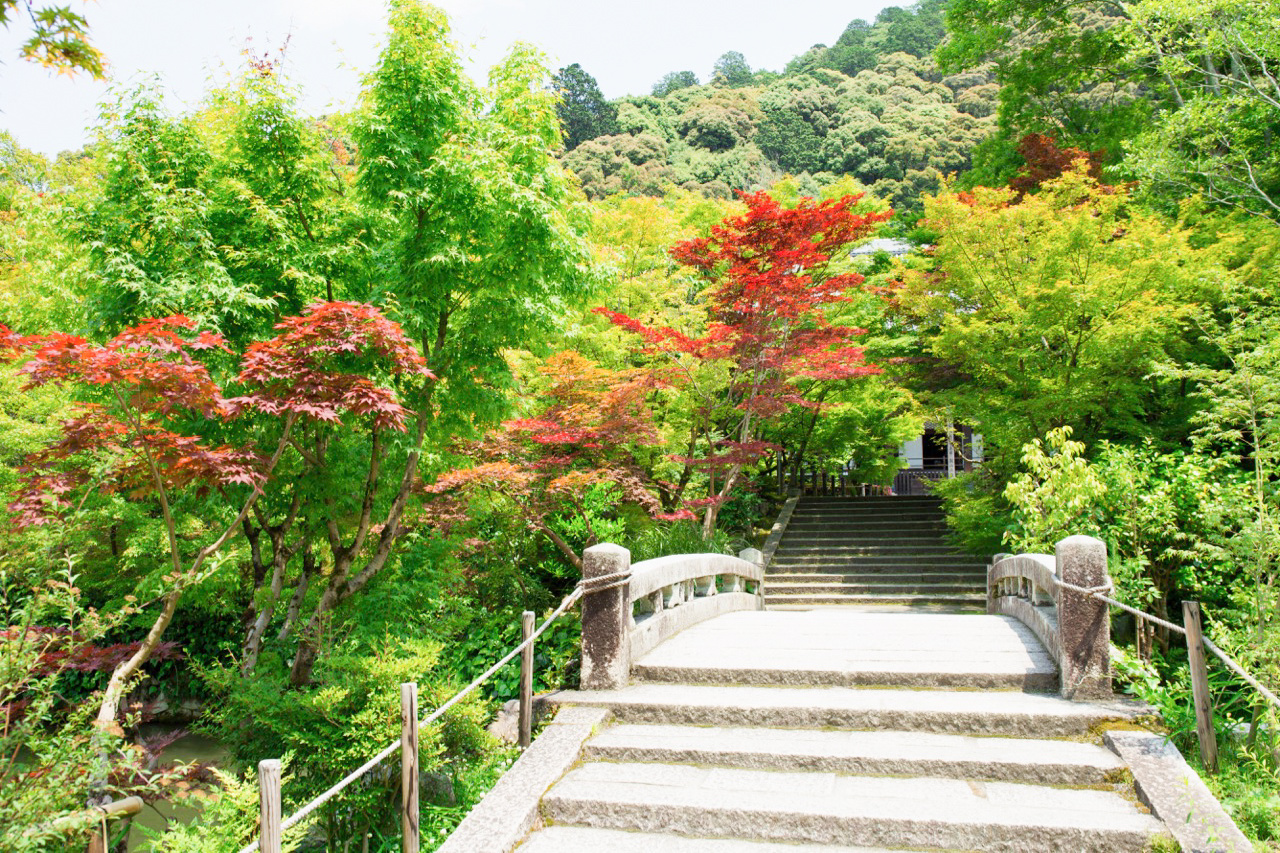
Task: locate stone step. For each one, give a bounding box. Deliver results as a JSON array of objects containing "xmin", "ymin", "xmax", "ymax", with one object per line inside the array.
[
  {"xmin": 584, "ymin": 724, "xmax": 1124, "ymax": 786},
  {"xmin": 778, "ymin": 536, "xmax": 954, "ymax": 547},
  {"xmin": 764, "ymin": 582, "xmax": 986, "ymax": 597},
  {"xmin": 791, "ymin": 501, "xmax": 941, "ymax": 508},
  {"xmin": 770, "ymin": 560, "xmax": 986, "ymax": 574},
  {"xmin": 765, "ymin": 569, "xmax": 984, "ymax": 578},
  {"xmin": 769, "ymin": 561, "xmax": 977, "ymax": 573},
  {"xmin": 788, "ymin": 513, "xmax": 945, "ymax": 521},
  {"xmin": 770, "ymin": 556, "xmax": 977, "ymax": 563},
  {"xmin": 765, "ymin": 589, "xmax": 985, "ymax": 601},
  {"xmin": 783, "ymin": 522, "xmax": 949, "ymax": 531},
  {"xmin": 632, "ymin": 611, "xmax": 1056, "ymax": 691},
  {"xmin": 773, "ymin": 545, "xmax": 969, "ymax": 556},
  {"xmin": 792, "ymin": 501, "xmax": 943, "ymax": 508},
  {"xmin": 794, "ymin": 495, "xmax": 941, "ymax": 501},
  {"xmin": 766, "ymin": 572, "xmax": 984, "ymax": 582},
  {"xmin": 765, "ymin": 570, "xmax": 984, "ymax": 579},
  {"xmin": 541, "ymin": 761, "xmax": 1165, "ymax": 853},
  {"xmin": 778, "ymin": 532, "xmax": 952, "ymax": 537},
  {"xmin": 782, "ymin": 524, "xmax": 949, "ymax": 534},
  {"xmin": 634, "ymin": 654, "xmax": 1054, "ymax": 691},
  {"xmin": 762, "ymin": 571, "xmax": 983, "ymax": 584},
  {"xmin": 551, "ymin": 683, "xmax": 1148, "ymax": 737},
  {"xmin": 517, "ymin": 826, "xmax": 909, "ymax": 852},
  {"xmin": 763, "ymin": 594, "xmax": 987, "ymax": 609},
  {"xmin": 798, "ymin": 496, "xmax": 942, "ymax": 504},
  {"xmin": 788, "ymin": 511, "xmax": 946, "ymax": 523},
  {"xmin": 766, "ymin": 575, "xmax": 985, "ymax": 586},
  {"xmin": 762, "ymin": 596, "xmax": 983, "ymax": 612},
  {"xmin": 768, "ymin": 550, "xmax": 977, "ymax": 563},
  {"xmin": 788, "ymin": 506, "xmax": 944, "ymax": 514}
]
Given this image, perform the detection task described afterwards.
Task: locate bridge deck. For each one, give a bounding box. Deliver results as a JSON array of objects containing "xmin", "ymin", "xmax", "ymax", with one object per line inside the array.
[{"xmin": 633, "ymin": 609, "xmax": 1058, "ymax": 691}]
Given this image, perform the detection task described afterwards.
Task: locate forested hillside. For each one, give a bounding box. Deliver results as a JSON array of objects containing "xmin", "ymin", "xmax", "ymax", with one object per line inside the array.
[
  {"xmin": 1, "ymin": 0, "xmax": 1279, "ymax": 850},
  {"xmin": 555, "ymin": 1, "xmax": 993, "ymax": 219}
]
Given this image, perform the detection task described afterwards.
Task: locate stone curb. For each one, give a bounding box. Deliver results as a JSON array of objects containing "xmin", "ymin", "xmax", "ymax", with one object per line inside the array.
[
  {"xmin": 436, "ymin": 705, "xmax": 610, "ymax": 853},
  {"xmin": 760, "ymin": 495, "xmax": 800, "ymax": 570},
  {"xmin": 1104, "ymin": 730, "xmax": 1252, "ymax": 853}
]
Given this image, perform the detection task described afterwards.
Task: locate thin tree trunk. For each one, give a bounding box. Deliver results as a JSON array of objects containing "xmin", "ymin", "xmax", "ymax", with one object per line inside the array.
[
  {"xmin": 539, "ymin": 523, "xmax": 584, "ymax": 570},
  {"xmin": 289, "ymin": 414, "xmax": 428, "ymax": 687},
  {"xmin": 242, "ymin": 531, "xmax": 305, "ymax": 676},
  {"xmin": 277, "ymin": 549, "xmax": 313, "ymax": 642},
  {"xmin": 93, "ymin": 418, "xmax": 295, "ymax": 733}
]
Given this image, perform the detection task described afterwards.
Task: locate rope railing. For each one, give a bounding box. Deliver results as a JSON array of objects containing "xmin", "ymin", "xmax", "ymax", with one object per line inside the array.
[
  {"xmin": 1055, "ymin": 578, "xmax": 1189, "ymax": 637},
  {"xmin": 1203, "ymin": 637, "xmax": 1280, "ymax": 711},
  {"xmin": 991, "ymin": 541, "xmax": 1277, "ymax": 774},
  {"xmin": 1054, "ymin": 573, "xmax": 1278, "ymax": 774},
  {"xmin": 1055, "ymin": 577, "xmax": 1279, "ymax": 712},
  {"xmin": 238, "ymin": 581, "xmax": 590, "ymax": 853}
]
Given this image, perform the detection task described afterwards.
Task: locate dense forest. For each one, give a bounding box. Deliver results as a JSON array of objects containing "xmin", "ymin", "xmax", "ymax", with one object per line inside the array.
[
  {"xmin": 1, "ymin": 0, "xmax": 1279, "ymax": 849},
  {"xmin": 555, "ymin": 0, "xmax": 986, "ymax": 220}
]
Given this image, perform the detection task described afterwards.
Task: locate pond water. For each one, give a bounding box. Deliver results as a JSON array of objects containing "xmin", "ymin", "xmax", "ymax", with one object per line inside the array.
[{"xmin": 127, "ymin": 728, "xmax": 229, "ymax": 850}]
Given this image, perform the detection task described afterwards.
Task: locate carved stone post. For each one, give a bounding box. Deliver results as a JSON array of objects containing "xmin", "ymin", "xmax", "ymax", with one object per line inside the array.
[
  {"xmin": 738, "ymin": 548, "xmax": 764, "ymax": 609},
  {"xmin": 987, "ymin": 553, "xmax": 1011, "ymax": 615},
  {"xmin": 580, "ymin": 543, "xmax": 631, "ymax": 690},
  {"xmin": 1055, "ymin": 535, "xmax": 1111, "ymax": 699}
]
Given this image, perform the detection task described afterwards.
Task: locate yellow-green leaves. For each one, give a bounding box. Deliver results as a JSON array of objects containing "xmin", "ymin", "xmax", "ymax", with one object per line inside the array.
[
  {"xmin": 1003, "ymin": 426, "xmax": 1106, "ymax": 552},
  {"xmin": 894, "ymin": 168, "xmax": 1211, "ymax": 469}
]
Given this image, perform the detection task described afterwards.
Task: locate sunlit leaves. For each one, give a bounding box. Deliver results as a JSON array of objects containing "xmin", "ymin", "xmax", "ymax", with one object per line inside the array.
[
  {"xmin": 353, "ymin": 1, "xmax": 597, "ymax": 439},
  {"xmin": 891, "ymin": 168, "xmax": 1208, "ymax": 473},
  {"xmin": 3, "ymin": 302, "xmax": 425, "ymax": 527},
  {"xmin": 2, "ymin": 0, "xmax": 105, "ymax": 79},
  {"xmin": 230, "ymin": 301, "xmax": 430, "ymax": 432},
  {"xmin": 424, "ymin": 351, "xmax": 664, "ymax": 563}
]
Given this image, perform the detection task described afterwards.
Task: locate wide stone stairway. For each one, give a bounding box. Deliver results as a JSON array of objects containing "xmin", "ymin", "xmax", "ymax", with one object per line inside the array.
[
  {"xmin": 765, "ymin": 496, "xmax": 987, "ymax": 610},
  {"xmin": 517, "ymin": 610, "xmax": 1166, "ymax": 852}
]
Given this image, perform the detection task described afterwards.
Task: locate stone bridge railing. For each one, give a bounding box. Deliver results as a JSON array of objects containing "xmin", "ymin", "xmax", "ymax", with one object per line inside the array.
[
  {"xmin": 988, "ymin": 535, "xmax": 1111, "ymax": 699},
  {"xmin": 579, "ymin": 543, "xmax": 764, "ymax": 690}
]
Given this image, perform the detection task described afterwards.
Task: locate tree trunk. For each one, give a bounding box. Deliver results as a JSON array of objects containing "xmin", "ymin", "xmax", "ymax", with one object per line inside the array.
[
  {"xmin": 277, "ymin": 549, "xmax": 313, "ymax": 642},
  {"xmin": 241, "ymin": 532, "xmax": 304, "ymax": 675},
  {"xmin": 538, "ymin": 523, "xmax": 583, "ymax": 570},
  {"xmin": 289, "ymin": 414, "xmax": 428, "ymax": 687}
]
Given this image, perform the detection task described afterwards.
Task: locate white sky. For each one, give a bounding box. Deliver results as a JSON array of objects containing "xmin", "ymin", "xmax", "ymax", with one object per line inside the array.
[{"xmin": 1, "ymin": 0, "xmax": 896, "ymax": 157}]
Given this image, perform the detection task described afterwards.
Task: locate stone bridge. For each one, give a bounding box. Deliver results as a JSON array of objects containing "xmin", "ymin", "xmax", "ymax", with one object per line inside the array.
[{"xmin": 440, "ymin": 496, "xmax": 1252, "ymax": 853}]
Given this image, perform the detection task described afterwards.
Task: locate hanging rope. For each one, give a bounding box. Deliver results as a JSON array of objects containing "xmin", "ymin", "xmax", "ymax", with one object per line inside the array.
[
  {"xmin": 236, "ymin": 568, "xmax": 632, "ymax": 853},
  {"xmin": 1052, "ymin": 577, "xmax": 1278, "ymax": 711}
]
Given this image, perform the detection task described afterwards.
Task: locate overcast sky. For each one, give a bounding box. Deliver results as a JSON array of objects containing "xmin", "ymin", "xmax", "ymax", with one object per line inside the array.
[{"xmin": 2, "ymin": 0, "xmax": 896, "ymax": 157}]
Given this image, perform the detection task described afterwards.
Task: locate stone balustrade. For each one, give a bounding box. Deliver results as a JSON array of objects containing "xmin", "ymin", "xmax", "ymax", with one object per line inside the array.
[
  {"xmin": 580, "ymin": 543, "xmax": 764, "ymax": 690},
  {"xmin": 988, "ymin": 535, "xmax": 1111, "ymax": 699}
]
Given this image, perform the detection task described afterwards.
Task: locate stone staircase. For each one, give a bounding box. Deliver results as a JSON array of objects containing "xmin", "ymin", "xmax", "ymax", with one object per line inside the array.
[
  {"xmin": 519, "ymin": 611, "xmax": 1169, "ymax": 852},
  {"xmin": 766, "ymin": 496, "xmax": 987, "ymax": 610}
]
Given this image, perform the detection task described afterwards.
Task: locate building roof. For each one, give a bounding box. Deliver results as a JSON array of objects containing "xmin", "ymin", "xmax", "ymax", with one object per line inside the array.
[{"xmin": 850, "ymin": 238, "xmax": 913, "ymax": 257}]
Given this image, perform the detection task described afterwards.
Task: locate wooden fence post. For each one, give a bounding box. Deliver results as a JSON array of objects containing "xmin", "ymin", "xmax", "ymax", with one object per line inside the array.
[
  {"xmin": 1182, "ymin": 601, "xmax": 1219, "ymax": 773},
  {"xmin": 580, "ymin": 543, "xmax": 632, "ymax": 690},
  {"xmin": 401, "ymin": 682, "xmax": 420, "ymax": 852},
  {"xmin": 519, "ymin": 610, "xmax": 535, "ymax": 748},
  {"xmin": 258, "ymin": 759, "xmax": 282, "ymax": 853}
]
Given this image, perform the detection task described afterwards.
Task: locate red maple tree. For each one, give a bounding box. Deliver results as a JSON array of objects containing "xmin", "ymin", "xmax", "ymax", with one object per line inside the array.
[
  {"xmin": 424, "ymin": 351, "xmax": 663, "ymax": 570},
  {"xmin": 1009, "ymin": 133, "xmax": 1105, "ymax": 199},
  {"xmin": 596, "ymin": 190, "xmax": 891, "ymax": 536},
  {"xmin": 2, "ymin": 302, "xmax": 429, "ymax": 723}
]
